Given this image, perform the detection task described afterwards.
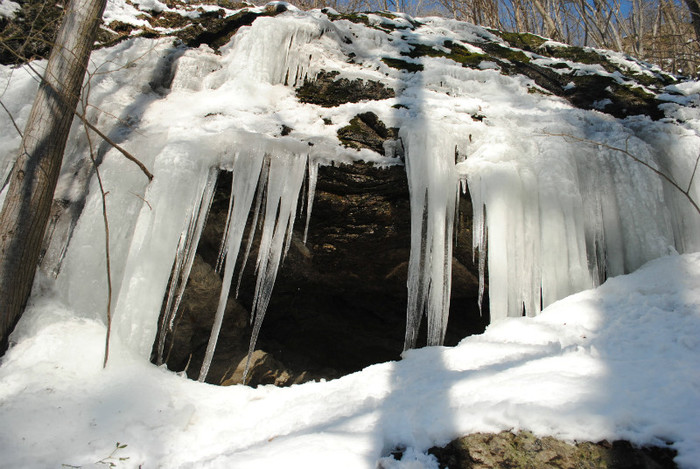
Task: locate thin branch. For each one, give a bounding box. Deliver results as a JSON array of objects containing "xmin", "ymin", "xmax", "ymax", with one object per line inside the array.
[
  {"xmin": 688, "ymin": 151, "xmax": 700, "ymax": 193},
  {"xmin": 74, "ymin": 110, "xmax": 153, "ymax": 181},
  {"xmin": 0, "ymin": 99, "xmax": 23, "ymax": 138},
  {"xmin": 3, "ymin": 43, "xmax": 154, "ymax": 181},
  {"xmin": 543, "ymin": 132, "xmax": 700, "ymax": 216},
  {"xmin": 129, "ymin": 191, "xmax": 153, "ymax": 210},
  {"xmin": 82, "ymin": 101, "xmax": 113, "ymax": 368}
]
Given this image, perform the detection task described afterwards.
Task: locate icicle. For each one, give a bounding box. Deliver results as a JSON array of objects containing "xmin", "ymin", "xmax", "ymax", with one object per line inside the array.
[
  {"xmin": 235, "ymin": 158, "xmax": 269, "ymax": 299},
  {"xmin": 242, "ymin": 153, "xmax": 308, "ymax": 382},
  {"xmin": 401, "ymin": 122, "xmax": 460, "ymax": 351},
  {"xmin": 199, "ymin": 151, "xmax": 265, "ymax": 382},
  {"xmin": 462, "ymin": 127, "xmax": 691, "ymax": 323},
  {"xmin": 221, "ymin": 16, "xmax": 332, "ymax": 87},
  {"xmin": 215, "ymin": 164, "xmax": 236, "ymax": 274},
  {"xmin": 198, "ymin": 147, "xmax": 310, "ymax": 384},
  {"xmin": 157, "ymin": 167, "xmax": 218, "ymax": 365},
  {"xmin": 303, "ymin": 157, "xmax": 319, "ymax": 244}
]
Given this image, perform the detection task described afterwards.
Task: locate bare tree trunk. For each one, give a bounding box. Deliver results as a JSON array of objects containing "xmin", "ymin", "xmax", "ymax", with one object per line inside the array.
[
  {"xmin": 530, "ymin": 0, "xmax": 562, "ymax": 40},
  {"xmin": 0, "ymin": 0, "xmax": 106, "ymax": 352},
  {"xmin": 685, "ymin": 0, "xmax": 700, "ymax": 44}
]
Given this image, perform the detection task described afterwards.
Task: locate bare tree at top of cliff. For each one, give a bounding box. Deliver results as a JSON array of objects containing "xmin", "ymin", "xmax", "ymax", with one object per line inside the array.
[
  {"xmin": 685, "ymin": 0, "xmax": 700, "ymax": 42},
  {"xmin": 0, "ymin": 0, "xmax": 107, "ymax": 352}
]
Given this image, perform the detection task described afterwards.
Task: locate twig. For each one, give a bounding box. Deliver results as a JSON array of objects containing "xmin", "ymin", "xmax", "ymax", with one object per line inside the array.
[
  {"xmin": 81, "ymin": 81, "xmax": 113, "ymax": 368},
  {"xmin": 687, "ymin": 150, "xmax": 700, "ymax": 193},
  {"xmin": 543, "ymin": 132, "xmax": 700, "ymax": 216},
  {"xmin": 0, "ymin": 99, "xmax": 23, "ymax": 138},
  {"xmin": 129, "ymin": 191, "xmax": 152, "ymax": 210},
  {"xmin": 3, "ymin": 46, "xmax": 154, "ymax": 182},
  {"xmin": 74, "ymin": 110, "xmax": 153, "ymax": 181}
]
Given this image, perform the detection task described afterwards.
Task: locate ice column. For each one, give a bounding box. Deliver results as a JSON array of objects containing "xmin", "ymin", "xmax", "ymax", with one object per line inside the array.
[
  {"xmin": 113, "ymin": 149, "xmax": 217, "ymax": 358},
  {"xmin": 156, "ymin": 168, "xmax": 217, "ymax": 365},
  {"xmin": 401, "ymin": 122, "xmax": 460, "ymax": 350}
]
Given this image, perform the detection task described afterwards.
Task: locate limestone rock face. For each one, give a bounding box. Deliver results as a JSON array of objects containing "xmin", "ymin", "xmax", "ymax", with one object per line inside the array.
[{"xmin": 425, "ymin": 431, "xmax": 678, "ymax": 469}]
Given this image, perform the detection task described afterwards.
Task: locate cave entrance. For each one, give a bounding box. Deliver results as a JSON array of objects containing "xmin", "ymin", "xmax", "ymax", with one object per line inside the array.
[{"xmin": 154, "ymin": 162, "xmax": 488, "ymax": 387}]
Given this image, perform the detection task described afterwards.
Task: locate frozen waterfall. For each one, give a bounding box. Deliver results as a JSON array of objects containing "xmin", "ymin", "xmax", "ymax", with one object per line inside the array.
[{"xmin": 6, "ymin": 8, "xmax": 697, "ymax": 380}]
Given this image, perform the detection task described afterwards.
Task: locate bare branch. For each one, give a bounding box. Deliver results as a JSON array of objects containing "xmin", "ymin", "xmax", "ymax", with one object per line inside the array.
[
  {"xmin": 74, "ymin": 110, "xmax": 154, "ymax": 181},
  {"xmin": 2, "ymin": 41, "xmax": 154, "ymax": 181},
  {"xmin": 0, "ymin": 99, "xmax": 23, "ymax": 138},
  {"xmin": 543, "ymin": 132, "xmax": 700, "ymax": 216}
]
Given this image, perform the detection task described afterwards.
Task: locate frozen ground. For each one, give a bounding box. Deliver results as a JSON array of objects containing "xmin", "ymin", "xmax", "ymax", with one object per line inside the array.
[{"xmin": 0, "ymin": 252, "xmax": 698, "ymax": 468}]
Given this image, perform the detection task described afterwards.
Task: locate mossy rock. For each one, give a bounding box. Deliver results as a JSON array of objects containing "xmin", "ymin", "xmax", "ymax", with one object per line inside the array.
[
  {"xmin": 401, "ymin": 43, "xmax": 448, "ymax": 59},
  {"xmin": 337, "ymin": 112, "xmax": 399, "ymax": 155},
  {"xmin": 540, "ymin": 43, "xmax": 621, "ymax": 74},
  {"xmin": 182, "ymin": 5, "xmax": 286, "ymax": 50},
  {"xmin": 443, "ymin": 41, "xmax": 488, "ymax": 67},
  {"xmin": 326, "ymin": 12, "xmax": 371, "ymax": 27},
  {"xmin": 296, "ymin": 70, "xmax": 395, "ymax": 107},
  {"xmin": 147, "ymin": 10, "xmax": 196, "ymax": 29},
  {"xmin": 565, "ymin": 74, "xmax": 664, "ymax": 120},
  {"xmin": 629, "ymin": 71, "xmax": 676, "ymax": 89},
  {"xmin": 382, "ymin": 57, "xmax": 424, "ymax": 72},
  {"xmin": 494, "ymin": 30, "xmax": 547, "ymax": 52},
  {"xmin": 426, "ymin": 431, "xmax": 678, "ymax": 469},
  {"xmin": 327, "ymin": 11, "xmax": 419, "ymax": 32},
  {"xmin": 395, "ymin": 41, "xmax": 498, "ymax": 68},
  {"xmin": 479, "ymin": 41, "xmax": 530, "ymax": 64}
]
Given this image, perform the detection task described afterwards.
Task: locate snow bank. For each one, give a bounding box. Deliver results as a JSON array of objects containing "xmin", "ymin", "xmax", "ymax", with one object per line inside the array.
[{"xmin": 1, "ymin": 253, "xmax": 698, "ymax": 468}]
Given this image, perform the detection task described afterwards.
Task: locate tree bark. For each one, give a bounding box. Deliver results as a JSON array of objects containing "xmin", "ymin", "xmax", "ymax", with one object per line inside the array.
[
  {"xmin": 685, "ymin": 0, "xmax": 700, "ymax": 45},
  {"xmin": 0, "ymin": 0, "xmax": 106, "ymax": 352},
  {"xmin": 530, "ymin": 0, "xmax": 562, "ymax": 41}
]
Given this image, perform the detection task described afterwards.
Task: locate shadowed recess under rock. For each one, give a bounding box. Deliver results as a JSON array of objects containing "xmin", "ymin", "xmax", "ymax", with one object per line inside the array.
[{"xmin": 154, "ymin": 162, "xmax": 488, "ymax": 387}]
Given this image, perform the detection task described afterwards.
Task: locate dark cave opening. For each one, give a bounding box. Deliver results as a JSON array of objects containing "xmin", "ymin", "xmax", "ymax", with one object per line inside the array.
[{"xmin": 155, "ymin": 161, "xmax": 489, "ymax": 386}]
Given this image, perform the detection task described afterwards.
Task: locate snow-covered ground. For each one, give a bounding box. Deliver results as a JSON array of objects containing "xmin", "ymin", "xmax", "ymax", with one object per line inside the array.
[
  {"xmin": 2, "ymin": 2, "xmax": 700, "ymax": 467},
  {"xmin": 0, "ymin": 252, "xmax": 698, "ymax": 468}
]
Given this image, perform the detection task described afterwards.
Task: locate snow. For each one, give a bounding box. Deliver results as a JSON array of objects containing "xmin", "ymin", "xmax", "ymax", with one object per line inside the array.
[
  {"xmin": 0, "ymin": 0, "xmax": 19, "ymax": 19},
  {"xmin": 1, "ymin": 1, "xmax": 700, "ymax": 466},
  {"xmin": 1, "ymin": 253, "xmax": 699, "ymax": 467}
]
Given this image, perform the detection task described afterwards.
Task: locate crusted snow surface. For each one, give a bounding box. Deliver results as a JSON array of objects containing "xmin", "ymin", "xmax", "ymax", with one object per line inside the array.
[{"xmin": 1, "ymin": 252, "xmax": 699, "ymax": 467}]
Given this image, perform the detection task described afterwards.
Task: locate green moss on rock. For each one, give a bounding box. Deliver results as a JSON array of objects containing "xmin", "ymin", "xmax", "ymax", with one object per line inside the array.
[
  {"xmin": 493, "ymin": 30, "xmax": 547, "ymax": 52},
  {"xmin": 443, "ymin": 41, "xmax": 488, "ymax": 67},
  {"xmin": 479, "ymin": 41, "xmax": 531, "ymax": 64},
  {"xmin": 382, "ymin": 57, "xmax": 424, "ymax": 72}
]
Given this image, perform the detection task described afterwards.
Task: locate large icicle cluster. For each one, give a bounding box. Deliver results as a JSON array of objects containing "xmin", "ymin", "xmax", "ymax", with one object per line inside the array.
[
  {"xmin": 463, "ymin": 128, "xmax": 700, "ymax": 321},
  {"xmin": 401, "ymin": 120, "xmax": 460, "ymax": 349},
  {"xmin": 198, "ymin": 148, "xmax": 311, "ymax": 382}
]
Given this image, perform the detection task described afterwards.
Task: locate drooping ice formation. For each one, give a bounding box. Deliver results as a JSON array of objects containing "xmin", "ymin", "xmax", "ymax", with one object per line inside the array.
[
  {"xmin": 401, "ymin": 121, "xmax": 460, "ymax": 350},
  {"xmin": 462, "ymin": 129, "xmax": 700, "ymax": 321},
  {"xmin": 212, "ymin": 14, "xmax": 336, "ymax": 88},
  {"xmin": 197, "ymin": 146, "xmax": 311, "ymax": 383},
  {"xmin": 156, "ymin": 168, "xmax": 217, "ymax": 365}
]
